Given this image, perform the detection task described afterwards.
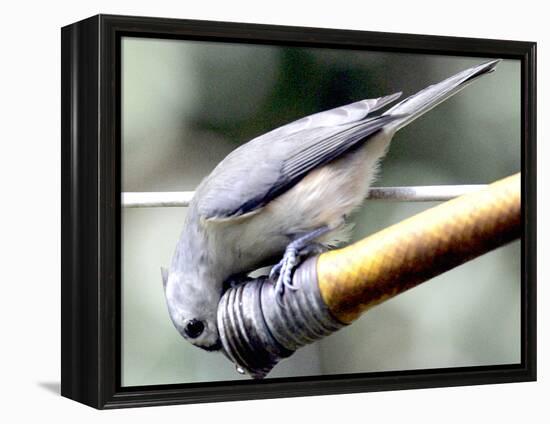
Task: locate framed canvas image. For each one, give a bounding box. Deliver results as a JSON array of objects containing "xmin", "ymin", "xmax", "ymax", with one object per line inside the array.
[{"xmin": 61, "ymin": 14, "xmax": 536, "ymax": 409}]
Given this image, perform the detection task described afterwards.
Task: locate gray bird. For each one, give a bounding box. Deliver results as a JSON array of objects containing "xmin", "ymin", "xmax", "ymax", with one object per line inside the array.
[{"xmin": 162, "ymin": 59, "xmax": 500, "ymax": 351}]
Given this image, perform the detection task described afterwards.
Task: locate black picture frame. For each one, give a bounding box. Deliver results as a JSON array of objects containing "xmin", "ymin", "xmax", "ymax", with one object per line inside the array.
[{"xmin": 61, "ymin": 14, "xmax": 537, "ymax": 409}]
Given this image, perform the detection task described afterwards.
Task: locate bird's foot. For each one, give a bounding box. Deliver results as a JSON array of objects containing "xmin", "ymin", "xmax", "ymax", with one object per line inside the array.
[
  {"xmin": 270, "ymin": 245, "xmax": 299, "ymax": 294},
  {"xmin": 269, "ymin": 226, "xmax": 332, "ymax": 302}
]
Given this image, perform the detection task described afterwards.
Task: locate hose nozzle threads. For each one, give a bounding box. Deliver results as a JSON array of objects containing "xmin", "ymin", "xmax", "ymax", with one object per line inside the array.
[{"xmin": 217, "ymin": 258, "xmax": 345, "ymax": 378}]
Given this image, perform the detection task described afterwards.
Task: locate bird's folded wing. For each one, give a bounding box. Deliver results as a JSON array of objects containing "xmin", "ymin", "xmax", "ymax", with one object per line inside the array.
[
  {"xmin": 261, "ymin": 92, "xmax": 401, "ymax": 139},
  {"xmin": 197, "ymin": 107, "xmax": 402, "ymax": 222}
]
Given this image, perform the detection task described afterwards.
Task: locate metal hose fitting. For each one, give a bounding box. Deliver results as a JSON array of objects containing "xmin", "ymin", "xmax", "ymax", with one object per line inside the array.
[{"xmin": 217, "ymin": 258, "xmax": 345, "ymax": 379}]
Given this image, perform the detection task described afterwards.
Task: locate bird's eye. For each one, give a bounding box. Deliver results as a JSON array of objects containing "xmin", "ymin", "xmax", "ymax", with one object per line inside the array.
[{"xmin": 184, "ymin": 319, "xmax": 205, "ymax": 339}]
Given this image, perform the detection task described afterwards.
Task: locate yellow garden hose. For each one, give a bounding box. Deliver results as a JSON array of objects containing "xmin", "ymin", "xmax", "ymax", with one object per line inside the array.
[{"xmin": 317, "ymin": 173, "xmax": 521, "ymax": 323}]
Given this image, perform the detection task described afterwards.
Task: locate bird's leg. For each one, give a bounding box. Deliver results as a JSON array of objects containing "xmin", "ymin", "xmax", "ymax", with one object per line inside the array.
[
  {"xmin": 269, "ymin": 225, "xmax": 332, "ymax": 298},
  {"xmin": 269, "ymin": 242, "xmax": 328, "ymax": 278},
  {"xmin": 269, "ymin": 242, "xmax": 327, "ymax": 280}
]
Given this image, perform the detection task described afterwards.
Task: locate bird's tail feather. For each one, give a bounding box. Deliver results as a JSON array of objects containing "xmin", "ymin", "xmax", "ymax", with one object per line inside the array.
[{"xmin": 383, "ymin": 59, "xmax": 501, "ymax": 132}]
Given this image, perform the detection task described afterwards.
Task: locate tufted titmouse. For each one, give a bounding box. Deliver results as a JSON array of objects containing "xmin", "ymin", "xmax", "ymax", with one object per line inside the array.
[{"xmin": 162, "ymin": 59, "xmax": 500, "ymax": 351}]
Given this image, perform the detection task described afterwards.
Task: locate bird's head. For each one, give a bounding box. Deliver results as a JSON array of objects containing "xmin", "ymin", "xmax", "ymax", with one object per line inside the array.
[{"xmin": 161, "ymin": 267, "xmax": 222, "ymax": 351}]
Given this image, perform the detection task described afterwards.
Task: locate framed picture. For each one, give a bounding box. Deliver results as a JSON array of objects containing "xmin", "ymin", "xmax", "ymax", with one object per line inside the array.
[{"xmin": 61, "ymin": 14, "xmax": 536, "ymax": 409}]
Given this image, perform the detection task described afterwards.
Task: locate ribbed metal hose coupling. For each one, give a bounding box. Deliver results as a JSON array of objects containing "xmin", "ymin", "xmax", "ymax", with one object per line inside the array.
[{"xmin": 217, "ymin": 258, "xmax": 345, "ymax": 379}]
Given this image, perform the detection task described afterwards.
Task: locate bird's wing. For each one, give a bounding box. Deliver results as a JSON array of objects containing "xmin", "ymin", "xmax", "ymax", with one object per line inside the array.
[
  {"xmin": 259, "ymin": 92, "xmax": 401, "ymax": 139},
  {"xmin": 382, "ymin": 59, "xmax": 500, "ymax": 131},
  {"xmin": 196, "ymin": 94, "xmax": 403, "ymax": 221}
]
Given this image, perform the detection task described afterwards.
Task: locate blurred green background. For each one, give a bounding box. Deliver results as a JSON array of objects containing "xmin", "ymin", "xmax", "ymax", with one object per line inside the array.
[{"xmin": 121, "ymin": 37, "xmax": 521, "ymax": 386}]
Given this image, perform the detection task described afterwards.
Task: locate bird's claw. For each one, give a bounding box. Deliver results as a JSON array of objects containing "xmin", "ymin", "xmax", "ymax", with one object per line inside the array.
[
  {"xmin": 271, "ymin": 247, "xmax": 300, "ymax": 297},
  {"xmin": 268, "ymin": 262, "xmax": 282, "ymax": 281},
  {"xmin": 271, "ymin": 244, "xmax": 329, "ymax": 306},
  {"xmin": 270, "ymin": 226, "xmax": 333, "ymax": 305}
]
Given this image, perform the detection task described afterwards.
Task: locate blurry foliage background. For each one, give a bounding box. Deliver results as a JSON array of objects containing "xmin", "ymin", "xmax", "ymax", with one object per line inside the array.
[{"xmin": 121, "ymin": 37, "xmax": 521, "ymax": 386}]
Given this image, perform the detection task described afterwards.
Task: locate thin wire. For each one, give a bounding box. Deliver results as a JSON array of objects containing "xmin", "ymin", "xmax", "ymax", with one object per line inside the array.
[{"xmin": 121, "ymin": 185, "xmax": 487, "ymax": 208}]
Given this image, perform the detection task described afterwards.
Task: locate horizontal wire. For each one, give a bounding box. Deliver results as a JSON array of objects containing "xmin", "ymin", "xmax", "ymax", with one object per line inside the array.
[{"xmin": 121, "ymin": 184, "xmax": 487, "ymax": 208}]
